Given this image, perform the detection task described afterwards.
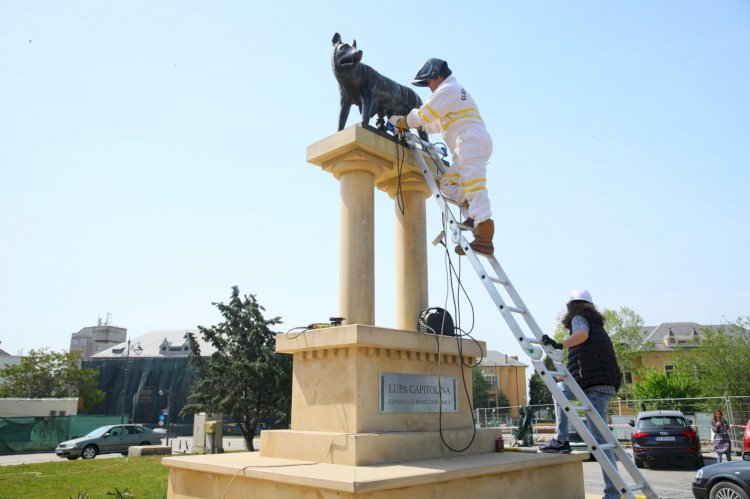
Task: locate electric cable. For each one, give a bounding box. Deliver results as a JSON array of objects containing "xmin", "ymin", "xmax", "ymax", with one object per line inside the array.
[
  {"xmin": 280, "ymin": 326, "xmax": 314, "ymax": 340},
  {"xmin": 220, "ymin": 432, "xmax": 354, "ymax": 499},
  {"xmin": 395, "ymin": 138, "xmax": 406, "ymax": 216}
]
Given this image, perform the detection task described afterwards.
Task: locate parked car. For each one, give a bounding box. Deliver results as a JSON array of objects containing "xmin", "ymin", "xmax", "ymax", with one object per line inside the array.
[
  {"xmin": 629, "ymin": 410, "xmax": 703, "ymax": 469},
  {"xmin": 692, "ymin": 452, "xmax": 750, "ymax": 499},
  {"xmin": 55, "ymin": 424, "xmax": 163, "ymax": 459}
]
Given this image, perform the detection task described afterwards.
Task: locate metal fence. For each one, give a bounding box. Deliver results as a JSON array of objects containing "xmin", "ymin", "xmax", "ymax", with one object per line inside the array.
[
  {"xmin": 475, "ymin": 396, "xmax": 750, "ymax": 453},
  {"xmin": 0, "ymin": 415, "xmax": 125, "ymax": 454}
]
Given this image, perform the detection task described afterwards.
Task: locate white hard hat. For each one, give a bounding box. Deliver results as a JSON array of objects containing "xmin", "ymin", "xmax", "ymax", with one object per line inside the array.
[{"xmin": 568, "ymin": 290, "xmax": 593, "ymax": 303}]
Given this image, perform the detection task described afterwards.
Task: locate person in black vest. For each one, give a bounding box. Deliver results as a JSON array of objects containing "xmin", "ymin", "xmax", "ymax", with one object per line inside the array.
[{"xmin": 538, "ymin": 290, "xmax": 622, "ymax": 499}]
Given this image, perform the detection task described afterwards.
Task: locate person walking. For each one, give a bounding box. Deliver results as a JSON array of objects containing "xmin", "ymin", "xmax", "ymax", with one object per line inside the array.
[
  {"xmin": 389, "ymin": 58, "xmax": 494, "ymax": 255},
  {"xmin": 538, "ymin": 290, "xmax": 622, "ymax": 499},
  {"xmin": 712, "ymin": 409, "xmax": 732, "ymax": 462}
]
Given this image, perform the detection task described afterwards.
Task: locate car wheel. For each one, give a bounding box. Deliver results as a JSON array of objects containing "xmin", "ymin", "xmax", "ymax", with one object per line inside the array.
[
  {"xmin": 66, "ymin": 457, "xmax": 78, "ymax": 460},
  {"xmin": 81, "ymin": 445, "xmax": 97, "ymax": 459},
  {"xmin": 634, "ymin": 456, "xmax": 644, "ymax": 468},
  {"xmin": 709, "ymin": 481, "xmax": 749, "ymax": 499}
]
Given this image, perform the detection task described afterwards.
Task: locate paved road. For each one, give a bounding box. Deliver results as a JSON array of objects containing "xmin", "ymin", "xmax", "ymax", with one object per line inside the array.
[
  {"xmin": 1, "ymin": 442, "xmax": 715, "ymax": 498},
  {"xmin": 583, "ymin": 453, "xmax": 720, "ymax": 499}
]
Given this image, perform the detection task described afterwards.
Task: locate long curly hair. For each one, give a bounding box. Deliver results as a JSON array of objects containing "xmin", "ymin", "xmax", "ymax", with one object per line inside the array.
[
  {"xmin": 561, "ymin": 300, "xmax": 604, "ymax": 330},
  {"xmin": 713, "ymin": 409, "xmax": 724, "ymax": 423}
]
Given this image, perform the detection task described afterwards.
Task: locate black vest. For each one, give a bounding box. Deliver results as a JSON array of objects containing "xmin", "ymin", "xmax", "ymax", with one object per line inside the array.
[{"xmin": 566, "ymin": 317, "xmax": 621, "ymax": 391}]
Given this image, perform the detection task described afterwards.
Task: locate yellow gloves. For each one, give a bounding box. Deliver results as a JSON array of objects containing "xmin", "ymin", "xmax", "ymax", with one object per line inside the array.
[{"xmin": 388, "ymin": 115, "xmax": 409, "ymax": 129}]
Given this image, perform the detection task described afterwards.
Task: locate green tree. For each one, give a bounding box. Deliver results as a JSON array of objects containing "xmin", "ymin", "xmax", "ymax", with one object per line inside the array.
[
  {"xmin": 528, "ymin": 355, "xmax": 554, "ymax": 409},
  {"xmin": 472, "ymin": 366, "xmax": 492, "ymax": 409},
  {"xmin": 603, "ymin": 307, "xmax": 653, "ymax": 399},
  {"xmin": 0, "ymin": 348, "xmax": 104, "ymax": 411},
  {"xmin": 632, "ymin": 369, "xmax": 701, "ymax": 412},
  {"xmin": 181, "ymin": 286, "xmax": 292, "ymax": 451},
  {"xmin": 673, "ymin": 317, "xmax": 750, "ymax": 401}
]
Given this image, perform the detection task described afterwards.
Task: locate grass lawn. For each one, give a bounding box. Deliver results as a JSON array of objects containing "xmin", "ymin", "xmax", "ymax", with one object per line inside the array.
[{"xmin": 0, "ymin": 455, "xmax": 180, "ymax": 499}]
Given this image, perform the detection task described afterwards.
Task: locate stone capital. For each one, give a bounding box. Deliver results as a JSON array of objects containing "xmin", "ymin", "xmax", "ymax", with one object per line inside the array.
[
  {"xmin": 322, "ymin": 149, "xmax": 390, "ymax": 180},
  {"xmin": 377, "ymin": 171, "xmax": 432, "ymax": 199}
]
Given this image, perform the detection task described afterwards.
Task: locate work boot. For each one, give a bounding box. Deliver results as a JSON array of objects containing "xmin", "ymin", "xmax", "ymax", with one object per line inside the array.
[
  {"xmin": 457, "ymin": 217, "xmax": 474, "ymax": 231},
  {"xmin": 455, "ymin": 219, "xmax": 494, "ymax": 256}
]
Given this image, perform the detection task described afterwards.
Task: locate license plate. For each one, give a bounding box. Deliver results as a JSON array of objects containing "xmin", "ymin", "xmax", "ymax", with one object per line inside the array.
[{"xmin": 655, "ymin": 436, "xmax": 675, "ymax": 441}]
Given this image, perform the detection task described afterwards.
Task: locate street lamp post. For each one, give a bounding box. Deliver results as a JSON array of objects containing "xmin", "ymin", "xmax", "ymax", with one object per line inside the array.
[{"xmin": 119, "ymin": 339, "xmax": 142, "ymax": 424}]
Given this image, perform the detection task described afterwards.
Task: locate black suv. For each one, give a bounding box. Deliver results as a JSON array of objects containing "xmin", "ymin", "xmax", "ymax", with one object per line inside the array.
[{"xmin": 629, "ymin": 410, "xmax": 703, "ymax": 469}]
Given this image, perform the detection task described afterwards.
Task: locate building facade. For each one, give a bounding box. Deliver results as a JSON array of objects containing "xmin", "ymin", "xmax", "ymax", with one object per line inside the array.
[{"xmin": 476, "ymin": 350, "xmax": 528, "ymax": 417}]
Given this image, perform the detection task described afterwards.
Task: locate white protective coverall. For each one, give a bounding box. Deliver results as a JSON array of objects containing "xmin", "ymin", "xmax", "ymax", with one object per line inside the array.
[{"xmin": 405, "ymin": 75, "xmax": 493, "ymax": 224}]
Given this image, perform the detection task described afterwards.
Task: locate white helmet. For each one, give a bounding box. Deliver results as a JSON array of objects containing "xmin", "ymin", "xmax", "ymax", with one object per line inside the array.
[{"xmin": 568, "ymin": 289, "xmax": 593, "ymax": 304}]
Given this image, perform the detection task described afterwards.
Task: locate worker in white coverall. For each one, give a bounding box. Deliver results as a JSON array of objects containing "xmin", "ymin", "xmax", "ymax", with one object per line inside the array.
[{"xmin": 389, "ymin": 58, "xmax": 494, "ymax": 255}]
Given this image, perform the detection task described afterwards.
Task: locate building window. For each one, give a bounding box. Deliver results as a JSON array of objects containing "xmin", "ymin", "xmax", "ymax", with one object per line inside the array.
[
  {"xmin": 664, "ymin": 364, "xmax": 675, "ymax": 377},
  {"xmin": 49, "ymin": 410, "xmax": 57, "ymax": 416}
]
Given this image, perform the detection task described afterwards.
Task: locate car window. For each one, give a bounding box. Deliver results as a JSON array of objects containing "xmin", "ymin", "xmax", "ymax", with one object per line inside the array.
[
  {"xmin": 110, "ymin": 427, "xmax": 122, "ymax": 436},
  {"xmin": 85, "ymin": 427, "xmax": 110, "ymax": 438},
  {"xmin": 639, "ymin": 416, "xmax": 687, "ymax": 428},
  {"xmin": 126, "ymin": 426, "xmax": 143, "ymax": 435}
]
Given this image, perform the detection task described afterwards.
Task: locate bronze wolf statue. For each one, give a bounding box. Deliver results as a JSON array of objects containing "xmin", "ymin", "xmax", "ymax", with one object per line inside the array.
[{"xmin": 331, "ymin": 33, "xmax": 427, "ymax": 140}]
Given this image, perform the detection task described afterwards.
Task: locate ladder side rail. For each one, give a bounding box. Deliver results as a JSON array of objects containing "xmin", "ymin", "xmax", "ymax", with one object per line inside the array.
[{"xmin": 533, "ymin": 359, "xmax": 659, "ymax": 499}]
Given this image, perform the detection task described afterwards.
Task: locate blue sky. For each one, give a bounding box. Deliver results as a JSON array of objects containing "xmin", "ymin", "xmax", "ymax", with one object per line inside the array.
[{"xmin": 1, "ymin": 1, "xmax": 748, "ymax": 365}]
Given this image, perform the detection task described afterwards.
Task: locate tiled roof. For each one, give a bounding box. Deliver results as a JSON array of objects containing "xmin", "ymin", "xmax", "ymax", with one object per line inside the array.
[
  {"xmin": 479, "ymin": 350, "xmax": 528, "ymax": 367},
  {"xmin": 642, "ymin": 322, "xmax": 727, "ymax": 351},
  {"xmin": 91, "ymin": 329, "xmax": 217, "ymax": 358}
]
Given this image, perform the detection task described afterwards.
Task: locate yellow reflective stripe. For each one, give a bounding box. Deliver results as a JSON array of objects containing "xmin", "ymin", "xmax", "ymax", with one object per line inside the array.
[
  {"xmin": 424, "ymin": 103, "xmax": 440, "ymax": 121},
  {"xmin": 463, "ymin": 185, "xmax": 487, "ymax": 194},
  {"xmin": 453, "ymin": 107, "xmax": 478, "ymax": 116},
  {"xmin": 441, "ymin": 113, "xmax": 483, "ymax": 132},
  {"xmin": 418, "ymin": 103, "xmax": 441, "ymax": 124},
  {"xmin": 444, "ymin": 172, "xmax": 459, "ymax": 178},
  {"xmin": 461, "ymin": 178, "xmax": 486, "ymax": 187}
]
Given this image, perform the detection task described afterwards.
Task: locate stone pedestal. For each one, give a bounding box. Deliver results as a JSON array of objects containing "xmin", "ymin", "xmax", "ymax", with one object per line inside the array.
[
  {"xmin": 162, "ymin": 126, "xmax": 588, "ymax": 498},
  {"xmin": 260, "ymin": 325, "xmax": 495, "ymax": 465},
  {"xmin": 163, "ymin": 327, "xmax": 588, "ymax": 498}
]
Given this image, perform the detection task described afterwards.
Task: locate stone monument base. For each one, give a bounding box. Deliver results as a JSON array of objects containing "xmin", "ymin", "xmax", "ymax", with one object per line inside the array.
[
  {"xmin": 163, "ymin": 450, "xmax": 588, "ymax": 498},
  {"xmin": 260, "ymin": 428, "xmax": 499, "ymax": 466}
]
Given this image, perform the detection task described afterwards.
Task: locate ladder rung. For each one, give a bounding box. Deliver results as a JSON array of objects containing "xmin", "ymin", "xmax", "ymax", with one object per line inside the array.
[
  {"xmin": 546, "ymin": 371, "xmax": 568, "ymax": 378},
  {"xmin": 594, "ymin": 443, "xmax": 617, "ymax": 451},
  {"xmin": 624, "ymin": 482, "xmax": 648, "ymax": 493},
  {"xmin": 488, "ymin": 276, "xmax": 509, "ymax": 286},
  {"xmin": 564, "ymin": 405, "xmax": 591, "ymax": 412},
  {"xmin": 501, "ymin": 305, "xmax": 527, "ymax": 315}
]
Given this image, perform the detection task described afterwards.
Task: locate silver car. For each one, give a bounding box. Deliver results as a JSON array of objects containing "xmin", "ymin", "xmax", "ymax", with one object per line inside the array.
[{"xmin": 55, "ymin": 424, "xmax": 163, "ymax": 459}]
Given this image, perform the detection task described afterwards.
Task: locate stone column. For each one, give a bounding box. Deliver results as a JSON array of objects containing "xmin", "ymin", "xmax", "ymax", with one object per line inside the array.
[
  {"xmin": 378, "ymin": 172, "xmax": 430, "ymax": 331},
  {"xmin": 307, "ymin": 124, "xmax": 433, "ymax": 328},
  {"xmin": 323, "ymin": 150, "xmax": 387, "ymax": 326}
]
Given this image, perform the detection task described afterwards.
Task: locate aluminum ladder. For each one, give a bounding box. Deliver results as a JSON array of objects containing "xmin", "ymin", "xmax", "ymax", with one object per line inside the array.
[{"xmin": 401, "ymin": 130, "xmax": 659, "ymax": 499}]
